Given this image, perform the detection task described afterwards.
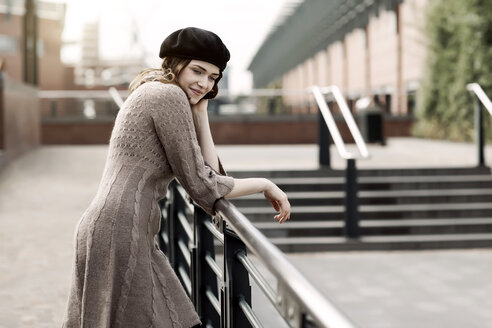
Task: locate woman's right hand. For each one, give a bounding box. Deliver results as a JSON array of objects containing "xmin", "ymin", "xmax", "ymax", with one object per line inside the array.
[{"xmin": 263, "ymin": 180, "xmax": 291, "ymax": 224}]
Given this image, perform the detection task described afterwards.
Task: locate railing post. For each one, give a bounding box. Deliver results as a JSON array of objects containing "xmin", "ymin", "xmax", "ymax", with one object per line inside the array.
[
  {"xmin": 193, "ymin": 207, "xmax": 220, "ymax": 327},
  {"xmin": 157, "ymin": 197, "xmax": 169, "ymax": 255},
  {"xmin": 344, "ymin": 158, "xmax": 360, "ymax": 238},
  {"xmin": 318, "ymin": 109, "xmax": 331, "ymax": 168},
  {"xmin": 474, "ymin": 97, "xmax": 485, "ymax": 167},
  {"xmin": 167, "ymin": 181, "xmax": 178, "ymax": 268},
  {"xmin": 224, "ymin": 223, "xmax": 252, "ymax": 328}
]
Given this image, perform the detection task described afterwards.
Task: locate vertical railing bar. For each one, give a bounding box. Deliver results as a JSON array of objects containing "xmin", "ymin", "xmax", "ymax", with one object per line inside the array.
[
  {"xmin": 238, "ymin": 297, "xmax": 265, "ymax": 328},
  {"xmin": 205, "ymin": 253, "xmax": 223, "ymax": 280},
  {"xmin": 204, "ymin": 220, "xmax": 225, "ymax": 244},
  {"xmin": 344, "ymin": 158, "xmax": 360, "ymax": 238},
  {"xmin": 193, "ymin": 206, "xmax": 220, "ymax": 327},
  {"xmin": 475, "ymin": 96, "xmax": 484, "ymax": 167},
  {"xmin": 236, "ymin": 252, "xmax": 276, "ymax": 305},
  {"xmin": 177, "ymin": 211, "xmax": 193, "ymax": 241},
  {"xmin": 160, "ymin": 231, "xmax": 168, "ymax": 248},
  {"xmin": 223, "ymin": 225, "xmax": 252, "ymax": 327},
  {"xmin": 205, "ymin": 288, "xmax": 221, "ymax": 314},
  {"xmin": 177, "ymin": 239, "xmax": 191, "ymax": 267},
  {"xmin": 178, "ymin": 265, "xmax": 192, "ymax": 296},
  {"xmin": 175, "ymin": 184, "xmax": 195, "ymax": 212}
]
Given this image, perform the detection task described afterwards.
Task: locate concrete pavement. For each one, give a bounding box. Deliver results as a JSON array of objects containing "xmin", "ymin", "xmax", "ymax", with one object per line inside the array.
[{"xmin": 1, "ymin": 138, "xmax": 492, "ymax": 327}]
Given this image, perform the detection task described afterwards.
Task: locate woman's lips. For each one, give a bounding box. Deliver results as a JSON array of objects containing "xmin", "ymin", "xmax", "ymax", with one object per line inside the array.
[{"xmin": 190, "ymin": 88, "xmax": 202, "ymax": 96}]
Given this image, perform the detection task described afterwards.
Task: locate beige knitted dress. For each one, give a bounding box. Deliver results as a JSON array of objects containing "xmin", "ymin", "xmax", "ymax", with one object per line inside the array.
[{"xmin": 62, "ymin": 82, "xmax": 234, "ymax": 328}]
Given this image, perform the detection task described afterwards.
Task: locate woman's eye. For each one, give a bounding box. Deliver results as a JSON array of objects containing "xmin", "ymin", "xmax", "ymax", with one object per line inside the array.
[
  {"xmin": 192, "ymin": 69, "xmax": 201, "ymax": 75},
  {"xmin": 209, "ymin": 76, "xmax": 217, "ymax": 82}
]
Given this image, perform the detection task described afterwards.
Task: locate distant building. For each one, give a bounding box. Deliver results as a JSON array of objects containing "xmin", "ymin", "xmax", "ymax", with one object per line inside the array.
[
  {"xmin": 248, "ymin": 0, "xmax": 428, "ymax": 116},
  {"xmin": 0, "ymin": 0, "xmax": 75, "ymax": 89},
  {"xmin": 74, "ymin": 20, "xmax": 145, "ymax": 88}
]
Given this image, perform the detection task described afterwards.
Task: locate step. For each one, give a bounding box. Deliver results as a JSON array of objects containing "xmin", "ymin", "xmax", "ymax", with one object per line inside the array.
[
  {"xmin": 238, "ymin": 203, "xmax": 492, "ymax": 221},
  {"xmin": 229, "ymin": 166, "xmax": 491, "ymax": 178},
  {"xmin": 269, "ymin": 233, "xmax": 492, "ymax": 252},
  {"xmin": 270, "ymin": 175, "xmax": 492, "ymax": 192},
  {"xmin": 255, "ymin": 218, "xmax": 492, "ymax": 238},
  {"xmin": 231, "ymin": 189, "xmax": 492, "ymax": 207}
]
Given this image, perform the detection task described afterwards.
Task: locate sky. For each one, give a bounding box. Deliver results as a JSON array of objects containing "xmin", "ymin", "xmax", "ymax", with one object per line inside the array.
[{"xmin": 59, "ymin": 0, "xmax": 298, "ymax": 93}]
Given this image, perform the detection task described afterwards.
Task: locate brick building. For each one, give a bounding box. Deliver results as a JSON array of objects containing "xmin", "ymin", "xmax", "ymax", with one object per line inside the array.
[
  {"xmin": 0, "ymin": 0, "xmax": 78, "ymax": 90},
  {"xmin": 249, "ymin": 0, "xmax": 428, "ymax": 116}
]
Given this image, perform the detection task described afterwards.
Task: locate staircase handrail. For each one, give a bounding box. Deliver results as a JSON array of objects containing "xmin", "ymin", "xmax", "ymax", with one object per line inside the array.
[
  {"xmin": 467, "ymin": 83, "xmax": 492, "ymax": 166},
  {"xmin": 467, "ymin": 83, "xmax": 492, "ymax": 116},
  {"xmin": 311, "ymin": 85, "xmax": 370, "ymax": 160}
]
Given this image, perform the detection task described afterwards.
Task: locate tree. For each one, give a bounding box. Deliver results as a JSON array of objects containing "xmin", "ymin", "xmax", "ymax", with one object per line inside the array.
[{"xmin": 414, "ymin": 0, "xmax": 492, "ymax": 141}]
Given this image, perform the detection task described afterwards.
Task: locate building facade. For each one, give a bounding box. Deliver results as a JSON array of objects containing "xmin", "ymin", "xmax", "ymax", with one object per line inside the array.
[
  {"xmin": 0, "ymin": 0, "xmax": 76, "ymax": 90},
  {"xmin": 249, "ymin": 0, "xmax": 428, "ymax": 116}
]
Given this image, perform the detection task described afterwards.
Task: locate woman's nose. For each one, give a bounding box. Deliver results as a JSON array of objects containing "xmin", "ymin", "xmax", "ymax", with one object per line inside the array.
[{"xmin": 197, "ymin": 76, "xmax": 207, "ymax": 88}]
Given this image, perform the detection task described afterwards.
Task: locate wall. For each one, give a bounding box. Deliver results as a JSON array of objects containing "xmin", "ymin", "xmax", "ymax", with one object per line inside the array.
[
  {"xmin": 0, "ymin": 72, "xmax": 40, "ymax": 161},
  {"xmin": 277, "ymin": 0, "xmax": 429, "ymax": 117},
  {"xmin": 41, "ymin": 115, "xmax": 413, "ymax": 145}
]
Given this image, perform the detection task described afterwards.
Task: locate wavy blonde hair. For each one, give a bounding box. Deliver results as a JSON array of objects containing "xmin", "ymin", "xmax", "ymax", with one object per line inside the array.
[{"xmin": 129, "ymin": 57, "xmax": 222, "ymax": 99}]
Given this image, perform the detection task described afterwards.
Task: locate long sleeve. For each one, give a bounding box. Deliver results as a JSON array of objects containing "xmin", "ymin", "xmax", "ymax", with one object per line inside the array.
[{"xmin": 145, "ymin": 82, "xmax": 234, "ymax": 215}]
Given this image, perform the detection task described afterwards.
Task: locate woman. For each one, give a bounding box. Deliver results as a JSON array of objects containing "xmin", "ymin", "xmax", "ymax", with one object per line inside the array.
[{"xmin": 62, "ymin": 27, "xmax": 290, "ymax": 328}]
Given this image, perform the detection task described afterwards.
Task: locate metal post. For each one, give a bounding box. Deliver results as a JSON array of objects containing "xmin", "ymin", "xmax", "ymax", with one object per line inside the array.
[
  {"xmin": 344, "ymin": 158, "xmax": 360, "ymax": 238},
  {"xmin": 157, "ymin": 197, "xmax": 169, "ymax": 254},
  {"xmin": 167, "ymin": 181, "xmax": 178, "ymax": 269},
  {"xmin": 224, "ymin": 224, "xmax": 252, "ymax": 328},
  {"xmin": 475, "ymin": 98, "xmax": 485, "ymax": 167},
  {"xmin": 318, "ymin": 109, "xmax": 331, "ymax": 168},
  {"xmin": 193, "ymin": 207, "xmax": 220, "ymax": 327}
]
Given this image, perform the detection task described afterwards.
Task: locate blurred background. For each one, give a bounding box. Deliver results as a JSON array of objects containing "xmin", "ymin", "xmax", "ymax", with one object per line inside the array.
[{"xmin": 1, "ymin": 0, "xmax": 491, "ymax": 153}]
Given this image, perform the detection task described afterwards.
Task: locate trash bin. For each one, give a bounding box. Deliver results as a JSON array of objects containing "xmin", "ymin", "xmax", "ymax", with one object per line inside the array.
[{"xmin": 358, "ymin": 106, "xmax": 385, "ymax": 144}]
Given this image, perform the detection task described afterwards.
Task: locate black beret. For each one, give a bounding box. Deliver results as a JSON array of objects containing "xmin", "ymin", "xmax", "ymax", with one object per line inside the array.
[{"xmin": 159, "ymin": 27, "xmax": 230, "ymax": 71}]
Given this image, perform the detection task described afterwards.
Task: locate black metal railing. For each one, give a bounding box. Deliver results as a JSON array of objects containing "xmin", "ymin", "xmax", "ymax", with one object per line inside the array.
[
  {"xmin": 158, "ymin": 180, "xmax": 356, "ymax": 328},
  {"xmin": 311, "ymin": 86, "xmax": 369, "ymax": 239},
  {"xmin": 467, "ymin": 83, "xmax": 492, "ymax": 167}
]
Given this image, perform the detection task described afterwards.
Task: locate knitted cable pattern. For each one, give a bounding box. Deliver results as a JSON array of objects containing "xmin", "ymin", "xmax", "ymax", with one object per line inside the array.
[
  {"xmin": 79, "ymin": 164, "xmax": 123, "ymax": 325},
  {"xmin": 147, "ymin": 185, "xmax": 160, "ymax": 328},
  {"xmin": 114, "ymin": 170, "xmax": 152, "ymax": 326},
  {"xmin": 151, "ymin": 252, "xmax": 181, "ymax": 328}
]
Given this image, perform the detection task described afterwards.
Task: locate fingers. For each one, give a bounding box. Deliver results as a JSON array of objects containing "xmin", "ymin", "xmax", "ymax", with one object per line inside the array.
[{"xmin": 273, "ymin": 199, "xmax": 291, "ymax": 224}]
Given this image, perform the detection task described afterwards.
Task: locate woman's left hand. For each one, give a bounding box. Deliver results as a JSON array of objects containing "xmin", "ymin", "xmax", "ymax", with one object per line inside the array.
[{"xmin": 191, "ymin": 99, "xmax": 208, "ymax": 116}]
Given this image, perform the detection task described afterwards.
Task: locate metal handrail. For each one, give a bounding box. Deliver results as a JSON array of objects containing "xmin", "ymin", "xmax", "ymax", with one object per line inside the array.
[
  {"xmin": 311, "ymin": 85, "xmax": 370, "ymax": 160},
  {"xmin": 215, "ymin": 199, "xmax": 356, "ymax": 328},
  {"xmin": 467, "ymin": 83, "xmax": 492, "ymax": 167},
  {"xmin": 238, "ymin": 85, "xmax": 371, "ymax": 160},
  {"xmin": 467, "ymin": 83, "xmax": 492, "ymax": 116}
]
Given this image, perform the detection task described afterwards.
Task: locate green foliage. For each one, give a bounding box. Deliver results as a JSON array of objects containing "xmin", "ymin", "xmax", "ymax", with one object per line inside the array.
[{"xmin": 414, "ymin": 0, "xmax": 492, "ymax": 141}]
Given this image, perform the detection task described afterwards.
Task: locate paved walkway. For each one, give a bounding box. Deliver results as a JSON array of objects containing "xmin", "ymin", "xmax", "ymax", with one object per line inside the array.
[{"xmin": 0, "ymin": 138, "xmax": 491, "ymax": 327}]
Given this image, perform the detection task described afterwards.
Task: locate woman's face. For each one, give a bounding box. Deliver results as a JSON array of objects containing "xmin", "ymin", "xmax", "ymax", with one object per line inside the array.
[{"xmin": 177, "ymin": 60, "xmax": 220, "ymax": 105}]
